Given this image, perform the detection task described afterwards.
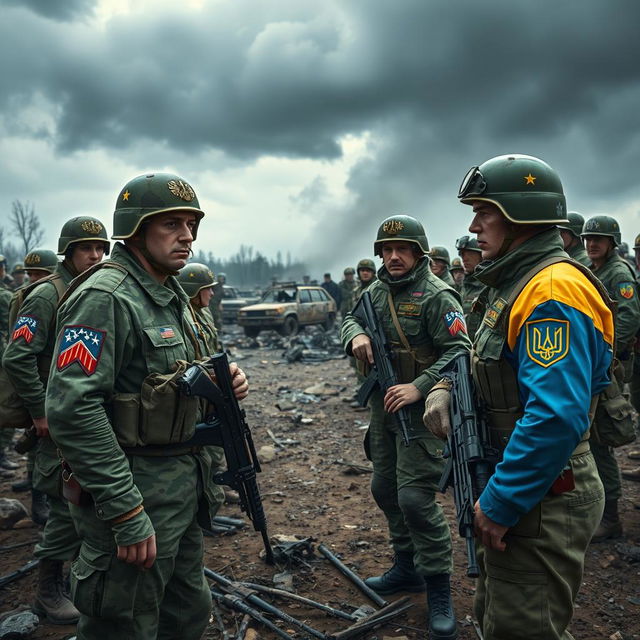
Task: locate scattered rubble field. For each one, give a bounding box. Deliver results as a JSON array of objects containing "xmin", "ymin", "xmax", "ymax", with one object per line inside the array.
[{"xmin": 1, "ymin": 327, "xmax": 639, "ymax": 640}]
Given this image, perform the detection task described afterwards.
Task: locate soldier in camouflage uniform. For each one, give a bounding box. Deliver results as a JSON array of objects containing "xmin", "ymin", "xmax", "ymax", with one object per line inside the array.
[
  {"xmin": 455, "ymin": 235, "xmax": 485, "ymax": 341},
  {"xmin": 342, "ymin": 215, "xmax": 469, "ymax": 640},
  {"xmin": 0, "ymin": 254, "xmax": 15, "ymax": 290},
  {"xmin": 428, "ymin": 246, "xmax": 456, "ymax": 287},
  {"xmin": 11, "ymin": 263, "xmax": 27, "ymax": 288},
  {"xmin": 0, "ymin": 285, "xmax": 15, "ymax": 479},
  {"xmin": 426, "ymin": 154, "xmax": 612, "ymax": 640},
  {"xmin": 628, "ymin": 233, "xmax": 640, "ymax": 463},
  {"xmin": 3, "ymin": 218, "xmax": 110, "ymax": 624},
  {"xmin": 338, "ymin": 267, "xmax": 359, "ymax": 318},
  {"xmin": 46, "ymin": 173, "xmax": 248, "ymax": 640},
  {"xmin": 558, "ymin": 211, "xmax": 589, "ymax": 266},
  {"xmin": 448, "ymin": 257, "xmax": 464, "ymax": 292},
  {"xmin": 209, "ymin": 272, "xmax": 226, "ymax": 331},
  {"xmin": 581, "ymin": 216, "xmax": 640, "ymax": 532},
  {"xmin": 356, "ymin": 258, "xmax": 377, "ymax": 296}
]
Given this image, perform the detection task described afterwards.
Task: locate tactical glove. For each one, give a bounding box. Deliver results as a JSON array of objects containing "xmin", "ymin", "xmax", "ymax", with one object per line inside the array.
[{"xmin": 423, "ymin": 380, "xmax": 452, "ymax": 440}]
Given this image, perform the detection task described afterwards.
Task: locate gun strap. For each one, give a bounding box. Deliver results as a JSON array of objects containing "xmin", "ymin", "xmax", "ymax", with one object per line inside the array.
[{"xmin": 387, "ymin": 292, "xmax": 430, "ymax": 363}]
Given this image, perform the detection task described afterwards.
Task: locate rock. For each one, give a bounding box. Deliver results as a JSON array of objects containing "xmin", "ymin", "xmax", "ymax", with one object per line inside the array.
[
  {"xmin": 257, "ymin": 445, "xmax": 277, "ymax": 462},
  {"xmin": 276, "ymin": 400, "xmax": 296, "ymax": 411},
  {"xmin": 609, "ymin": 632, "xmax": 624, "ymax": 640},
  {"xmin": 0, "ymin": 610, "xmax": 39, "ymax": 638},
  {"xmin": 0, "ymin": 498, "xmax": 29, "ymax": 530},
  {"xmin": 303, "ymin": 382, "xmax": 339, "ymax": 396},
  {"xmin": 273, "ymin": 571, "xmax": 294, "ymax": 591}
]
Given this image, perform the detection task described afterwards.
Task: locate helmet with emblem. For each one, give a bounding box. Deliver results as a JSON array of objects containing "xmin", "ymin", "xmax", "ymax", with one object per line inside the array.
[
  {"xmin": 57, "ymin": 216, "xmax": 111, "ymax": 255},
  {"xmin": 24, "ymin": 248, "xmax": 59, "ymax": 274},
  {"xmin": 581, "ymin": 215, "xmax": 622, "ymax": 247},
  {"xmin": 344, "ymin": 267, "xmax": 355, "ymax": 275},
  {"xmin": 429, "ymin": 246, "xmax": 450, "ymax": 265},
  {"xmin": 0, "ymin": 254, "xmax": 7, "ymax": 267},
  {"xmin": 458, "ymin": 154, "xmax": 567, "ymax": 224},
  {"xmin": 449, "ymin": 257, "xmax": 463, "ymax": 272},
  {"xmin": 557, "ymin": 211, "xmax": 585, "ymax": 239},
  {"xmin": 357, "ymin": 258, "xmax": 376, "ymax": 273},
  {"xmin": 374, "ymin": 215, "xmax": 429, "ymax": 256},
  {"xmin": 11, "ymin": 263, "xmax": 26, "ymax": 275},
  {"xmin": 112, "ymin": 172, "xmax": 205, "ymax": 240},
  {"xmin": 177, "ymin": 263, "xmax": 216, "ymax": 299},
  {"xmin": 634, "ymin": 233, "xmax": 640, "ymax": 250},
  {"xmin": 455, "ymin": 235, "xmax": 482, "ymax": 253}
]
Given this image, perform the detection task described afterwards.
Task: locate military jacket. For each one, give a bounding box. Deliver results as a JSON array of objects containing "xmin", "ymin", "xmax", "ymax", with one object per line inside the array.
[
  {"xmin": 566, "ymin": 242, "xmax": 590, "ymax": 267},
  {"xmin": 473, "ymin": 229, "xmax": 613, "ymax": 526},
  {"xmin": 341, "ymin": 259, "xmax": 470, "ymax": 398},
  {"xmin": 46, "ymin": 243, "xmax": 204, "ymax": 523},
  {"xmin": 339, "ymin": 279, "xmax": 359, "ymax": 314},
  {"xmin": 0, "ymin": 288, "xmax": 11, "ymax": 350},
  {"xmin": 3, "ymin": 262, "xmax": 74, "ymax": 418},
  {"xmin": 460, "ymin": 273, "xmax": 485, "ymax": 341},
  {"xmin": 436, "ymin": 268, "xmax": 456, "ymax": 287},
  {"xmin": 211, "ymin": 281, "xmax": 224, "ymax": 306},
  {"xmin": 590, "ymin": 252, "xmax": 640, "ymax": 353},
  {"xmin": 190, "ymin": 305, "xmax": 221, "ymax": 355}
]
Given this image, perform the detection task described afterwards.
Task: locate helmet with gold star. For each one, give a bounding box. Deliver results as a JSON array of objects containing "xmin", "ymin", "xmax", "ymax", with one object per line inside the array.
[
  {"xmin": 112, "ymin": 172, "xmax": 204, "ymax": 240},
  {"xmin": 558, "ymin": 211, "xmax": 585, "ymax": 239},
  {"xmin": 24, "ymin": 248, "xmax": 59, "ymax": 274},
  {"xmin": 581, "ymin": 215, "xmax": 622, "ymax": 247},
  {"xmin": 177, "ymin": 262, "xmax": 215, "ymax": 299},
  {"xmin": 458, "ymin": 154, "xmax": 567, "ymax": 224},
  {"xmin": 57, "ymin": 216, "xmax": 110, "ymax": 255},
  {"xmin": 374, "ymin": 215, "xmax": 429, "ymax": 256}
]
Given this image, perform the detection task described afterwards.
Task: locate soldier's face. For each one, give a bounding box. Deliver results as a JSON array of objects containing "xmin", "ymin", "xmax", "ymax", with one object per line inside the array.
[
  {"xmin": 584, "ymin": 235, "xmax": 613, "ymax": 262},
  {"xmin": 469, "ymin": 202, "xmax": 511, "ymax": 260},
  {"xmin": 381, "ymin": 242, "xmax": 418, "ymax": 277},
  {"xmin": 26, "ymin": 270, "xmax": 47, "ymax": 283},
  {"xmin": 358, "ymin": 268, "xmax": 375, "ymax": 283},
  {"xmin": 197, "ymin": 287, "xmax": 213, "ymax": 308},
  {"xmin": 430, "ymin": 260, "xmax": 446, "ymax": 276},
  {"xmin": 144, "ymin": 211, "xmax": 196, "ymax": 271},
  {"xmin": 70, "ymin": 241, "xmax": 106, "ymax": 273},
  {"xmin": 459, "ymin": 249, "xmax": 481, "ymax": 274},
  {"xmin": 452, "ymin": 270, "xmax": 465, "ymax": 285}
]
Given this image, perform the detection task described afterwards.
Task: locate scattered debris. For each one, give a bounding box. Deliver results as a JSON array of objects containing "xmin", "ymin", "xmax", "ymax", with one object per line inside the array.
[
  {"xmin": 304, "ymin": 382, "xmax": 340, "ymax": 396},
  {"xmin": 334, "ymin": 460, "xmax": 373, "ymax": 475},
  {"xmin": 0, "ymin": 609, "xmax": 39, "ymax": 639},
  {"xmin": 0, "ymin": 498, "xmax": 28, "ymax": 530}
]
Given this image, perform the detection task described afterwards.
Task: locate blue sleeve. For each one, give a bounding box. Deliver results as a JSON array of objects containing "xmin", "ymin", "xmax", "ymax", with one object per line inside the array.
[{"xmin": 479, "ymin": 299, "xmax": 612, "ymax": 527}]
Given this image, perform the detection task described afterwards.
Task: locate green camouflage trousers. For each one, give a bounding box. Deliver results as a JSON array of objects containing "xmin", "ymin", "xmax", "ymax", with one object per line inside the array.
[
  {"xmin": 69, "ymin": 454, "xmax": 212, "ymax": 640},
  {"xmin": 206, "ymin": 445, "xmax": 225, "ymax": 518},
  {"xmin": 590, "ymin": 440, "xmax": 621, "ymax": 500},
  {"xmin": 474, "ymin": 451, "xmax": 604, "ymax": 640},
  {"xmin": 366, "ymin": 396, "xmax": 452, "ymax": 576}
]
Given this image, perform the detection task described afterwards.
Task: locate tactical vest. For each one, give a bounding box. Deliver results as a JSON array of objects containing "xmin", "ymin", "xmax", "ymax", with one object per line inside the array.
[{"xmin": 472, "ymin": 257, "xmax": 613, "ymax": 452}]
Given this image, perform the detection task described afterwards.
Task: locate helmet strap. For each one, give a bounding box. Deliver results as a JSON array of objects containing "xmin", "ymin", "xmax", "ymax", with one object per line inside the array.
[
  {"xmin": 129, "ymin": 228, "xmax": 180, "ymax": 278},
  {"xmin": 62, "ymin": 257, "xmax": 80, "ymax": 279}
]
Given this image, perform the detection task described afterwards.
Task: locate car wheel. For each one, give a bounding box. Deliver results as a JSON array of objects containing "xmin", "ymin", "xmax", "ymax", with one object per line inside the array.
[
  {"xmin": 322, "ymin": 312, "xmax": 336, "ymax": 331},
  {"xmin": 243, "ymin": 327, "xmax": 261, "ymax": 338},
  {"xmin": 279, "ymin": 316, "xmax": 299, "ymax": 337}
]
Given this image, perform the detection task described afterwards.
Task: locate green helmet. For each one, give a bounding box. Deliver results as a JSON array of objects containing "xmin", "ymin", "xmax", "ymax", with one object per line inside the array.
[
  {"xmin": 357, "ymin": 258, "xmax": 376, "ymax": 273},
  {"xmin": 177, "ymin": 263, "xmax": 215, "ymax": 298},
  {"xmin": 0, "ymin": 254, "xmax": 7, "ymax": 267},
  {"xmin": 429, "ymin": 245, "xmax": 450, "ymax": 265},
  {"xmin": 455, "ymin": 235, "xmax": 482, "ymax": 253},
  {"xmin": 374, "ymin": 215, "xmax": 429, "ymax": 256},
  {"xmin": 450, "ymin": 257, "xmax": 463, "ymax": 271},
  {"xmin": 58, "ymin": 216, "xmax": 110, "ymax": 255},
  {"xmin": 557, "ymin": 211, "xmax": 585, "ymax": 239},
  {"xmin": 581, "ymin": 215, "xmax": 621, "ymax": 247},
  {"xmin": 344, "ymin": 267, "xmax": 355, "ymax": 275},
  {"xmin": 458, "ymin": 154, "xmax": 567, "ymax": 224},
  {"xmin": 11, "ymin": 263, "xmax": 25, "ymax": 275},
  {"xmin": 634, "ymin": 233, "xmax": 640, "ymax": 250},
  {"xmin": 112, "ymin": 173, "xmax": 205, "ymax": 240},
  {"xmin": 24, "ymin": 248, "xmax": 59, "ymax": 274}
]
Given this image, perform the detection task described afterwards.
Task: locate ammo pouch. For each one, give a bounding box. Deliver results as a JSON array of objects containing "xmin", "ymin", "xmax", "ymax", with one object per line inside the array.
[
  {"xmin": 591, "ymin": 378, "xmax": 636, "ymax": 448},
  {"xmin": 109, "ymin": 360, "xmax": 200, "ymax": 448},
  {"xmin": 393, "ymin": 345, "xmax": 437, "ymax": 384}
]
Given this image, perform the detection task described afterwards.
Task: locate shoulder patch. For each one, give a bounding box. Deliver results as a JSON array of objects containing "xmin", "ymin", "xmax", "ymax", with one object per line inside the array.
[
  {"xmin": 12, "ymin": 315, "xmax": 38, "ymax": 343},
  {"xmin": 525, "ymin": 318, "xmax": 569, "ymax": 367},
  {"xmin": 482, "ymin": 297, "xmax": 507, "ymax": 329},
  {"xmin": 443, "ymin": 309, "xmax": 467, "ymax": 336},
  {"xmin": 619, "ymin": 282, "xmax": 635, "ymax": 299},
  {"xmin": 56, "ymin": 325, "xmax": 106, "ymax": 376}
]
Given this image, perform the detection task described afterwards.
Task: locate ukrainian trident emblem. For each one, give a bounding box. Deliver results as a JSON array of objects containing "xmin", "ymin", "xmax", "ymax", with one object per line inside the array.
[{"xmin": 525, "ymin": 319, "xmax": 569, "ymax": 367}]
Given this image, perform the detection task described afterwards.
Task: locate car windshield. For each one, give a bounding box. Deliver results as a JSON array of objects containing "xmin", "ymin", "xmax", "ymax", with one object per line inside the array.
[{"xmin": 261, "ymin": 287, "xmax": 297, "ymax": 303}]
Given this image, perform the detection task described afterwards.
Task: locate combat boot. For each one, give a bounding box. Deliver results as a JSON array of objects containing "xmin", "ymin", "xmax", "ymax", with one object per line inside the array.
[
  {"xmin": 592, "ymin": 498, "xmax": 623, "ymax": 542},
  {"xmin": 425, "ymin": 573, "xmax": 457, "ymax": 640},
  {"xmin": 0, "ymin": 449, "xmax": 20, "ymax": 470},
  {"xmin": 31, "ymin": 489, "xmax": 50, "ymax": 526},
  {"xmin": 33, "ymin": 559, "xmax": 80, "ymax": 625},
  {"xmin": 12, "ymin": 473, "xmax": 32, "ymax": 492},
  {"xmin": 364, "ymin": 550, "xmax": 426, "ymax": 595}
]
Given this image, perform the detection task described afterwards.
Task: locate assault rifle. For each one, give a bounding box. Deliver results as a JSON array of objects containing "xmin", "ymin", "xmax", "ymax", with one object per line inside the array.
[
  {"xmin": 178, "ymin": 353, "xmax": 274, "ymax": 564},
  {"xmin": 438, "ymin": 352, "xmax": 496, "ymax": 577},
  {"xmin": 352, "ymin": 290, "xmax": 412, "ymax": 446}
]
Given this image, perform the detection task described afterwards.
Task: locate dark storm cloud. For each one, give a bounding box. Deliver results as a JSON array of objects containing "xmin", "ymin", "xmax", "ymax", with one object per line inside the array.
[{"xmin": 3, "ymin": 0, "xmax": 96, "ymax": 21}]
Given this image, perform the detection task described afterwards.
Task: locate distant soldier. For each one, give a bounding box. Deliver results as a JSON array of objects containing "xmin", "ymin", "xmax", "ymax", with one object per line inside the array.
[
  {"xmin": 455, "ymin": 235, "xmax": 485, "ymax": 341},
  {"xmin": 448, "ymin": 257, "xmax": 464, "ymax": 291},
  {"xmin": 356, "ymin": 258, "xmax": 377, "ymax": 297},
  {"xmin": 582, "ymin": 215, "xmax": 640, "ymax": 540},
  {"xmin": 0, "ymin": 254, "xmax": 15, "ymax": 290},
  {"xmin": 23, "ymin": 248, "xmax": 59, "ymax": 285},
  {"xmin": 321, "ymin": 272, "xmax": 341, "ymax": 307},
  {"xmin": 11, "ymin": 263, "xmax": 27, "ymax": 288},
  {"xmin": 338, "ymin": 267, "xmax": 358, "ymax": 317},
  {"xmin": 3, "ymin": 216, "xmax": 110, "ymax": 624},
  {"xmin": 209, "ymin": 271, "xmax": 226, "ymax": 331},
  {"xmin": 558, "ymin": 211, "xmax": 589, "ymax": 266},
  {"xmin": 302, "ymin": 274, "xmax": 311, "ymax": 285},
  {"xmin": 428, "ymin": 246, "xmax": 456, "ymax": 287}
]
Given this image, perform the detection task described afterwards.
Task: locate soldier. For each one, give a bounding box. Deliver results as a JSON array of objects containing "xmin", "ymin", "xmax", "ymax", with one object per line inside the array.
[
  {"xmin": 581, "ymin": 216, "xmax": 640, "ymax": 515},
  {"xmin": 428, "ymin": 246, "xmax": 456, "ymax": 287},
  {"xmin": 338, "ymin": 267, "xmax": 359, "ymax": 318},
  {"xmin": 3, "ymin": 217, "xmax": 110, "ymax": 624},
  {"xmin": 557, "ymin": 211, "xmax": 589, "ymax": 266},
  {"xmin": 321, "ymin": 272, "xmax": 341, "ymax": 307},
  {"xmin": 209, "ymin": 271, "xmax": 226, "ymax": 331},
  {"xmin": 356, "ymin": 258, "xmax": 377, "ymax": 295},
  {"xmin": 455, "ymin": 236, "xmax": 485, "ymax": 341},
  {"xmin": 0, "ymin": 254, "xmax": 15, "ymax": 290},
  {"xmin": 628, "ymin": 233, "xmax": 640, "ymax": 463},
  {"xmin": 0, "ymin": 284, "xmax": 16, "ymax": 480},
  {"xmin": 11, "ymin": 263, "xmax": 27, "ymax": 288},
  {"xmin": 342, "ymin": 214, "xmax": 469, "ymax": 640},
  {"xmin": 425, "ymin": 154, "xmax": 613, "ymax": 640},
  {"xmin": 46, "ymin": 172, "xmax": 248, "ymax": 639},
  {"xmin": 449, "ymin": 257, "xmax": 464, "ymax": 291},
  {"xmin": 23, "ymin": 248, "xmax": 60, "ymax": 285}
]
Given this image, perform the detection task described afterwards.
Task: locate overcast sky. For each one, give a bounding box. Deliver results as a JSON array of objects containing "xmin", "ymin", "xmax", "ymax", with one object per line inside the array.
[{"xmin": 1, "ymin": 0, "xmax": 639, "ymax": 278}]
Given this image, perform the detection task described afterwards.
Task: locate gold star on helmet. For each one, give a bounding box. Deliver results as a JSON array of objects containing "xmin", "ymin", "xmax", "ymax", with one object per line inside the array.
[
  {"xmin": 524, "ymin": 174, "xmax": 536, "ymax": 185},
  {"xmin": 122, "ymin": 190, "xmax": 130, "ymax": 201}
]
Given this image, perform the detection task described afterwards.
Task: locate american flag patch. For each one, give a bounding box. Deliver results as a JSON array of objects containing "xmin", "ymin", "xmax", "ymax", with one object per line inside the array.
[
  {"xmin": 12, "ymin": 316, "xmax": 38, "ymax": 344},
  {"xmin": 160, "ymin": 327, "xmax": 175, "ymax": 339},
  {"xmin": 57, "ymin": 326, "xmax": 106, "ymax": 376},
  {"xmin": 444, "ymin": 310, "xmax": 467, "ymax": 336}
]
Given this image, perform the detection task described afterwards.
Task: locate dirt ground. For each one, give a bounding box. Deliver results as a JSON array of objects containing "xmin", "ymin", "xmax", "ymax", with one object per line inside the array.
[{"xmin": 1, "ymin": 327, "xmax": 639, "ymax": 640}]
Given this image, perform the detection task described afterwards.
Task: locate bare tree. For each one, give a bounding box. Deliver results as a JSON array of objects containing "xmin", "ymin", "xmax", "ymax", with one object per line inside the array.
[{"xmin": 11, "ymin": 200, "xmax": 45, "ymax": 255}]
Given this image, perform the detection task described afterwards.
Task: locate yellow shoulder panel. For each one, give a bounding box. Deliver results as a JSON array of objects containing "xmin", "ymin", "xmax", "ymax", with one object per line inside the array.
[{"xmin": 508, "ymin": 262, "xmax": 614, "ymax": 351}]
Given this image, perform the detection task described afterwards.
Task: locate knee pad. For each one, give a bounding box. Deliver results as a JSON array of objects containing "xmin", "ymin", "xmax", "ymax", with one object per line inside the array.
[{"xmin": 371, "ymin": 473, "xmax": 398, "ymax": 511}]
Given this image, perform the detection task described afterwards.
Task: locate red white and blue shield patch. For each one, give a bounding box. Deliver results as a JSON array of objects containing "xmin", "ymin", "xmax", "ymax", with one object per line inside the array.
[
  {"xmin": 12, "ymin": 316, "xmax": 38, "ymax": 343},
  {"xmin": 444, "ymin": 310, "xmax": 467, "ymax": 336},
  {"xmin": 57, "ymin": 326, "xmax": 106, "ymax": 376}
]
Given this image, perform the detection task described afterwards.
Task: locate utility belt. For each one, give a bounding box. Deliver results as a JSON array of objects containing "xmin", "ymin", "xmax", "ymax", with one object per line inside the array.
[{"xmin": 122, "ymin": 444, "xmax": 203, "ymax": 457}]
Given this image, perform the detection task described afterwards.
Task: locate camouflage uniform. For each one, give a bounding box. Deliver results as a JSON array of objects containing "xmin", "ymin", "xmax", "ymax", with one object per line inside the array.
[
  {"xmin": 209, "ymin": 275, "xmax": 225, "ymax": 331},
  {"xmin": 0, "ymin": 287, "xmax": 11, "ymax": 350},
  {"xmin": 46, "ymin": 174, "xmax": 216, "ymax": 639},
  {"xmin": 339, "ymin": 270, "xmax": 359, "ymax": 317}
]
